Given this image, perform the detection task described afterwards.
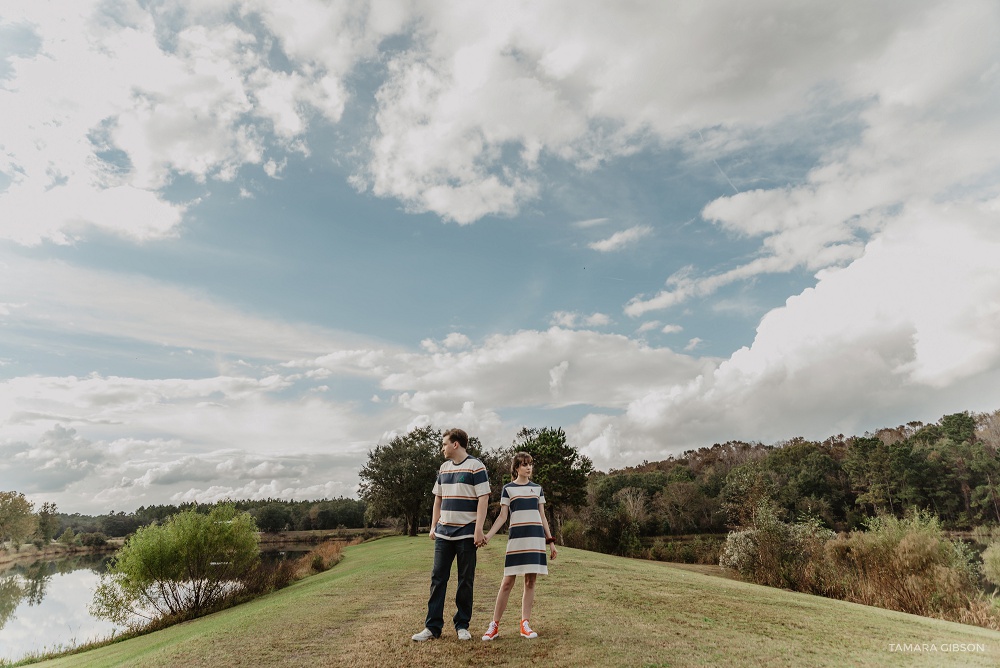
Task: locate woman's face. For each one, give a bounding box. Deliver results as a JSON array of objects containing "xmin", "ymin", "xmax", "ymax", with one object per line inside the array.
[{"xmin": 517, "ymin": 460, "xmax": 533, "ymax": 478}]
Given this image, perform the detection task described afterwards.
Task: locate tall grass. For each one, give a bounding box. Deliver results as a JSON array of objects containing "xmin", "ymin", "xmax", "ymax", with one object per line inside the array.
[{"xmin": 721, "ymin": 509, "xmax": 1000, "ymax": 629}]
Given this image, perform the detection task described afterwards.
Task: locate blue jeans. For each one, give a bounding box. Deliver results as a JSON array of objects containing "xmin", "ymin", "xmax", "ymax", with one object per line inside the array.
[{"xmin": 425, "ymin": 537, "xmax": 477, "ymax": 635}]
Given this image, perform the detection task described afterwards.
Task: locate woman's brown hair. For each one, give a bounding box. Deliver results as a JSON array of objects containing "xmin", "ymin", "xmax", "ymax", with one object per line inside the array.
[{"xmin": 510, "ymin": 451, "xmax": 533, "ymax": 478}]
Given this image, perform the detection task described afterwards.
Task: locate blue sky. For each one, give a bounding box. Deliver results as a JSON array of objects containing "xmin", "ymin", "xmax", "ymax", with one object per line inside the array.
[{"xmin": 2, "ymin": 1, "xmax": 1000, "ymax": 513}]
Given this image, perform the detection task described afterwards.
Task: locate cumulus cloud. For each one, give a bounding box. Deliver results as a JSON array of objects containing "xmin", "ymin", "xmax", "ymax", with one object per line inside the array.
[
  {"xmin": 625, "ymin": 1, "xmax": 1000, "ymax": 315},
  {"xmin": 550, "ymin": 311, "xmax": 611, "ymax": 328},
  {"xmin": 0, "ymin": 0, "xmax": 402, "ymax": 245},
  {"xmin": 569, "ymin": 202, "xmax": 1000, "ymax": 466},
  {"xmin": 588, "ymin": 225, "xmax": 653, "ymax": 252}
]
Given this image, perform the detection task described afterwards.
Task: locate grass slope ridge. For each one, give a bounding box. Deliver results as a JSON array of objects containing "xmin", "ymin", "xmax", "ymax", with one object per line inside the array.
[{"xmin": 36, "ymin": 537, "xmax": 1000, "ymax": 668}]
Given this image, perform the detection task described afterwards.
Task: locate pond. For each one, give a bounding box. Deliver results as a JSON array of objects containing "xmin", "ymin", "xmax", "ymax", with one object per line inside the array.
[
  {"xmin": 0, "ymin": 547, "xmax": 313, "ymax": 663},
  {"xmin": 0, "ymin": 554, "xmax": 120, "ymax": 663}
]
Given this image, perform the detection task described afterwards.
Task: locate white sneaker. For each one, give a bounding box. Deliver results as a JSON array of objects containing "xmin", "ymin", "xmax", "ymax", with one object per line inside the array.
[
  {"xmin": 411, "ymin": 628, "xmax": 437, "ymax": 641},
  {"xmin": 457, "ymin": 628, "xmax": 472, "ymax": 641},
  {"xmin": 520, "ymin": 619, "xmax": 537, "ymax": 639}
]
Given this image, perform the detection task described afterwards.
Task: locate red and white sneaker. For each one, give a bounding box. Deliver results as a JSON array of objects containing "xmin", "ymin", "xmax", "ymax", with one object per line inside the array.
[
  {"xmin": 519, "ymin": 619, "xmax": 537, "ymax": 639},
  {"xmin": 482, "ymin": 620, "xmax": 500, "ymax": 641}
]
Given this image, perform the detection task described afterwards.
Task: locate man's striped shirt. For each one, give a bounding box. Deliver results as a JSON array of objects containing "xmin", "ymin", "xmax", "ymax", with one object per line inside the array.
[{"xmin": 432, "ymin": 456, "xmax": 490, "ymax": 540}]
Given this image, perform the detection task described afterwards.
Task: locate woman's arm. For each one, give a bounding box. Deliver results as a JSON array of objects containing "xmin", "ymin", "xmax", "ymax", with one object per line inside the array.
[
  {"xmin": 539, "ymin": 501, "xmax": 557, "ymax": 560},
  {"xmin": 485, "ymin": 505, "xmax": 509, "ymax": 541}
]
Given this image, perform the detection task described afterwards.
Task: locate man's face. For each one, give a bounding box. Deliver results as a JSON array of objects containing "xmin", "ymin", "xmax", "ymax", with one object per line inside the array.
[{"xmin": 440, "ymin": 436, "xmax": 453, "ymax": 459}]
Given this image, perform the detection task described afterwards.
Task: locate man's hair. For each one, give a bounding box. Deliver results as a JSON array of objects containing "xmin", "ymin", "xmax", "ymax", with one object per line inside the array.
[
  {"xmin": 443, "ymin": 428, "xmax": 469, "ymax": 450},
  {"xmin": 510, "ymin": 451, "xmax": 533, "ymax": 478}
]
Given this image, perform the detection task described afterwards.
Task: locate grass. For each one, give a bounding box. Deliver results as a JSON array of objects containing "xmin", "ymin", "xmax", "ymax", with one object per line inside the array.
[{"xmin": 26, "ymin": 536, "xmax": 1000, "ymax": 667}]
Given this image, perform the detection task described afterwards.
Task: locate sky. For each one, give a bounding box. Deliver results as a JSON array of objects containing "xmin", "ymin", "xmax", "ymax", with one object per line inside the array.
[{"xmin": 2, "ymin": 1, "xmax": 1000, "ymax": 514}]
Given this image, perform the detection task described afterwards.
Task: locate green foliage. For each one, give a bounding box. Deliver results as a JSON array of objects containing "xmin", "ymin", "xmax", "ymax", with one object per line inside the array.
[
  {"xmin": 254, "ymin": 503, "xmax": 292, "ymax": 532},
  {"xmin": 91, "ymin": 504, "xmax": 259, "ymax": 628},
  {"xmin": 0, "ymin": 490, "xmax": 37, "ymax": 547},
  {"xmin": 719, "ymin": 462, "xmax": 779, "ymax": 527},
  {"xmin": 359, "ymin": 426, "xmax": 442, "ymax": 536},
  {"xmin": 512, "ymin": 426, "xmax": 593, "ymax": 527},
  {"xmin": 719, "ymin": 506, "xmax": 834, "ymax": 588},
  {"xmin": 57, "ymin": 527, "xmax": 76, "ymax": 545},
  {"xmin": 982, "ymin": 542, "xmax": 1000, "ymax": 588},
  {"xmin": 35, "ymin": 501, "xmax": 59, "ymax": 544}
]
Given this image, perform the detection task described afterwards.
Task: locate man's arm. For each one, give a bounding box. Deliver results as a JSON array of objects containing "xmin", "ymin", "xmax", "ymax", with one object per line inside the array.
[
  {"xmin": 474, "ymin": 494, "xmax": 489, "ymax": 546},
  {"xmin": 429, "ymin": 495, "xmax": 442, "ymax": 540}
]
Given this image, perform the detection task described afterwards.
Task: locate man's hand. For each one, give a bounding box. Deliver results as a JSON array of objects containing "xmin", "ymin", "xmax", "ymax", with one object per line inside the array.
[
  {"xmin": 474, "ymin": 529, "xmax": 485, "ymax": 547},
  {"xmin": 429, "ymin": 529, "xmax": 436, "ymax": 540}
]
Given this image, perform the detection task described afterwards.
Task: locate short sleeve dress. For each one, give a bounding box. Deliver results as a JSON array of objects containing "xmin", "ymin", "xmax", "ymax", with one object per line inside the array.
[{"xmin": 500, "ymin": 481, "xmax": 548, "ymax": 576}]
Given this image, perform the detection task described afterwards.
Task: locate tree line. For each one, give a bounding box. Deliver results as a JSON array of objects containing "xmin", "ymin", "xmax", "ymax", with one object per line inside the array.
[
  {"xmin": 359, "ymin": 410, "xmax": 1000, "ymax": 558},
  {"xmin": 0, "ymin": 496, "xmax": 367, "ymax": 549}
]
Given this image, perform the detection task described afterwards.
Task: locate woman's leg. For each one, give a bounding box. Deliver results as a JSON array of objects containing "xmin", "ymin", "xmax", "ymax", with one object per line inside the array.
[
  {"xmin": 521, "ymin": 573, "xmax": 537, "ymax": 621},
  {"xmin": 492, "ymin": 575, "xmax": 517, "ymax": 622}
]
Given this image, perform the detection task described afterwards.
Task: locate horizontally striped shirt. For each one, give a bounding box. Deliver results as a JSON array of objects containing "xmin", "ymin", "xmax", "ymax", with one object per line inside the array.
[
  {"xmin": 500, "ymin": 481, "xmax": 548, "ymax": 575},
  {"xmin": 432, "ymin": 456, "xmax": 490, "ymax": 540}
]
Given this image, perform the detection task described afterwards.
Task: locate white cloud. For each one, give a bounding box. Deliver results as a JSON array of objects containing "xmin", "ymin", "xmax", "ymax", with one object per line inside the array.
[
  {"xmin": 572, "ymin": 217, "xmax": 610, "ymax": 228},
  {"xmin": 588, "ymin": 225, "xmax": 653, "ymax": 252},
  {"xmin": 378, "ymin": 327, "xmax": 711, "ymax": 414},
  {"xmin": 549, "ymin": 311, "xmax": 611, "ymax": 328},
  {"xmin": 0, "ymin": 0, "xmax": 403, "ymax": 246},
  {"xmin": 661, "ymin": 324, "xmax": 683, "ymax": 335},
  {"xmin": 636, "ymin": 321, "xmax": 661, "ymax": 333},
  {"xmin": 683, "ymin": 338, "xmax": 703, "ymax": 352},
  {"xmin": 625, "ymin": 1, "xmax": 1000, "ymax": 314},
  {"xmin": 0, "ymin": 252, "xmax": 382, "ymax": 360},
  {"xmin": 587, "ymin": 201, "xmax": 1000, "ymax": 461}
]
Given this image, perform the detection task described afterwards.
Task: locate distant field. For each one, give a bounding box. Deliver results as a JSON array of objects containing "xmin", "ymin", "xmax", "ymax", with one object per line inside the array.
[{"xmin": 32, "ymin": 536, "xmax": 1000, "ymax": 667}]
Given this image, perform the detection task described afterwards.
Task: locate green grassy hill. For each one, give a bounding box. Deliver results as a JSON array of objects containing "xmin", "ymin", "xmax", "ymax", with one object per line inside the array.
[{"xmin": 35, "ymin": 536, "xmax": 1000, "ymax": 667}]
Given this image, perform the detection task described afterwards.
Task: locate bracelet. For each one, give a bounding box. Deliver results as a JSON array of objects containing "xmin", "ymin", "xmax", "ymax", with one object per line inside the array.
[{"xmin": 545, "ymin": 537, "xmax": 556, "ymax": 544}]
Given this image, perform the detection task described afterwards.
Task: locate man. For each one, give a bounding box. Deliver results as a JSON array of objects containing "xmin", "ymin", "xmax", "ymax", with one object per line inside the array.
[{"xmin": 411, "ymin": 428, "xmax": 490, "ymax": 641}]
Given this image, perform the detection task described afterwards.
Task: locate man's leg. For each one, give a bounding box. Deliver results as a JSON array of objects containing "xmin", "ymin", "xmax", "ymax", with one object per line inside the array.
[
  {"xmin": 424, "ymin": 538, "xmax": 456, "ymax": 637},
  {"xmin": 453, "ymin": 537, "xmax": 477, "ymax": 630}
]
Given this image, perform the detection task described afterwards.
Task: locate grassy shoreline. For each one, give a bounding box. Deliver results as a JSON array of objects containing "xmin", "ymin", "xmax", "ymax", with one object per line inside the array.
[{"xmin": 24, "ymin": 536, "xmax": 1000, "ymax": 667}]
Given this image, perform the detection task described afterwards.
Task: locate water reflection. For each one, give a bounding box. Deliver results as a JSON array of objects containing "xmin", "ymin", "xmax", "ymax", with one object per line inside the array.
[
  {"xmin": 0, "ymin": 546, "xmax": 323, "ymax": 662},
  {"xmin": 0, "ymin": 554, "xmax": 120, "ymax": 663}
]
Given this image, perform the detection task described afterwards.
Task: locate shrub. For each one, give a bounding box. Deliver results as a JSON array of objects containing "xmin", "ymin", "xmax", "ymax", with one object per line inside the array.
[
  {"xmin": 560, "ymin": 519, "xmax": 587, "ymax": 549},
  {"xmin": 92, "ymin": 504, "xmax": 259, "ymax": 628},
  {"xmin": 57, "ymin": 528, "xmax": 76, "ymax": 545},
  {"xmin": 982, "ymin": 542, "xmax": 1000, "ymax": 587},
  {"xmin": 719, "ymin": 506, "xmax": 833, "ymax": 589},
  {"xmin": 818, "ymin": 511, "xmax": 980, "ymax": 618},
  {"xmin": 78, "ymin": 532, "xmax": 108, "ymax": 547}
]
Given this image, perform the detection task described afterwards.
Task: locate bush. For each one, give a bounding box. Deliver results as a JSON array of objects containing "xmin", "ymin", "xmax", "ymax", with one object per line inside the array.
[
  {"xmin": 722, "ymin": 508, "xmax": 997, "ymax": 627},
  {"xmin": 57, "ymin": 528, "xmax": 76, "ymax": 545},
  {"xmin": 818, "ymin": 511, "xmax": 980, "ymax": 618},
  {"xmin": 650, "ymin": 536, "xmax": 723, "ymax": 564},
  {"xmin": 92, "ymin": 504, "xmax": 259, "ymax": 628},
  {"xmin": 719, "ymin": 506, "xmax": 833, "ymax": 589},
  {"xmin": 560, "ymin": 519, "xmax": 587, "ymax": 549},
  {"xmin": 982, "ymin": 542, "xmax": 1000, "ymax": 587},
  {"xmin": 78, "ymin": 532, "xmax": 108, "ymax": 547}
]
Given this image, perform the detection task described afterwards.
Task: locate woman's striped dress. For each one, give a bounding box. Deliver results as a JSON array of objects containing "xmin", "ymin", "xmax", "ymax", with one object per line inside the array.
[{"xmin": 500, "ymin": 482, "xmax": 548, "ymax": 576}]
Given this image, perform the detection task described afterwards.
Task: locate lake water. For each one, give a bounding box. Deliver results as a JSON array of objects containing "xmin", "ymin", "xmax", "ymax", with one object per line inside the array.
[
  {"xmin": 0, "ymin": 554, "xmax": 121, "ymax": 663},
  {"xmin": 0, "ymin": 547, "xmax": 312, "ymax": 663}
]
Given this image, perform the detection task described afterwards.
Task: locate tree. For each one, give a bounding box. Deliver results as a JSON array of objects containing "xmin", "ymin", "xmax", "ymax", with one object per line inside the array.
[
  {"xmin": 511, "ymin": 427, "xmax": 594, "ymax": 533},
  {"xmin": 36, "ymin": 502, "xmax": 59, "ymax": 544},
  {"xmin": 254, "ymin": 503, "xmax": 291, "ymax": 533},
  {"xmin": 359, "ymin": 426, "xmax": 442, "ymax": 536},
  {"xmin": 92, "ymin": 504, "xmax": 259, "ymax": 628},
  {"xmin": 0, "ymin": 491, "xmax": 37, "ymax": 548}
]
